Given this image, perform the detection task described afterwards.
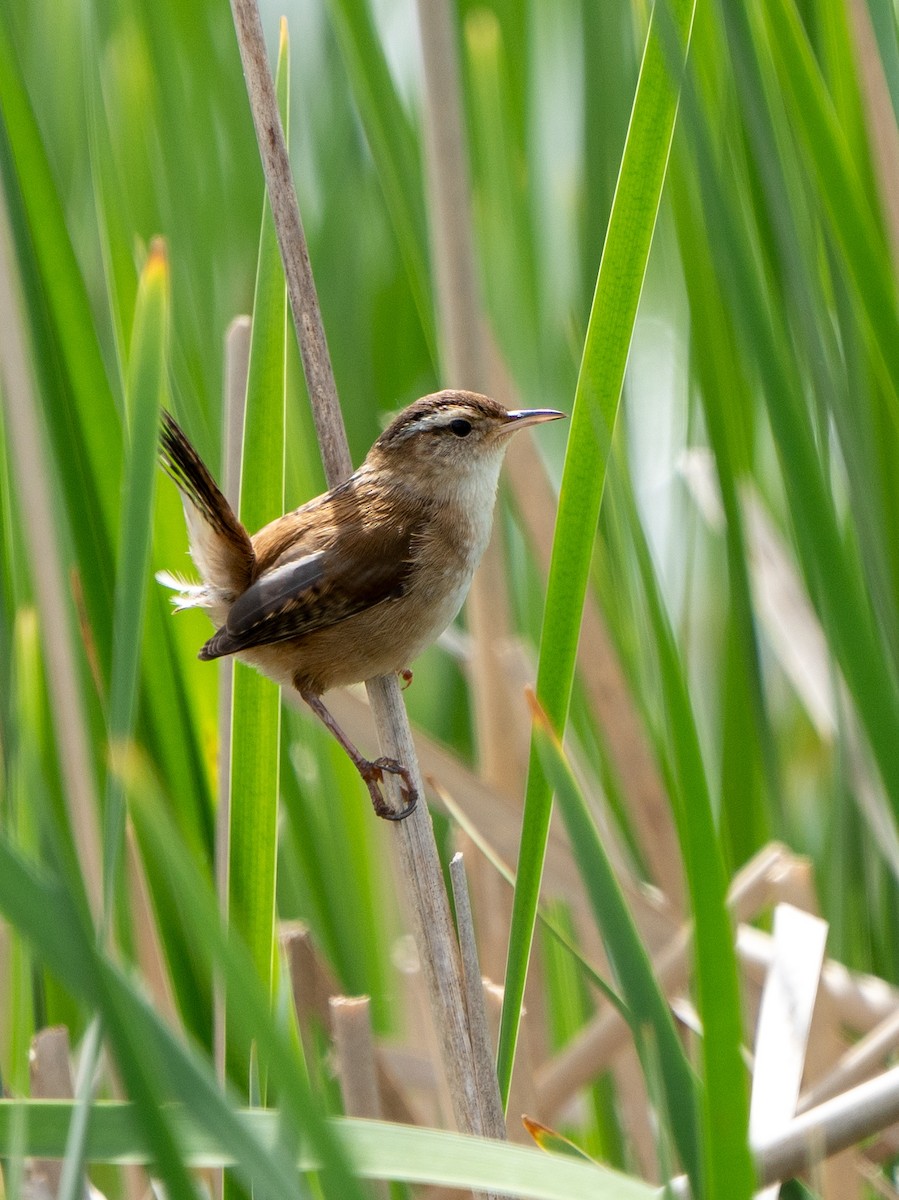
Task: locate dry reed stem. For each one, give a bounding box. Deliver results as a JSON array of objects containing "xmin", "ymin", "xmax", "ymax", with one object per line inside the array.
[
  {"xmin": 280, "ymin": 923, "xmax": 419, "ymax": 1125},
  {"xmin": 329, "ymin": 998, "xmax": 388, "ymax": 1200},
  {"xmin": 755, "ymin": 1061, "xmax": 899, "ymax": 1188},
  {"xmin": 0, "ymin": 194, "xmax": 103, "ymax": 922},
  {"xmin": 280, "ymin": 920, "xmax": 338, "ymax": 1037},
  {"xmin": 227, "ymin": 5, "xmax": 350, "ymax": 482},
  {"xmin": 612, "ymin": 1043, "xmax": 656, "ymax": 1181},
  {"xmin": 455, "ymin": 826, "xmax": 511, "ymax": 989},
  {"xmin": 739, "ymin": 922, "xmax": 899, "ymax": 1034},
  {"xmin": 450, "ymin": 854, "xmax": 507, "ymax": 1143},
  {"xmin": 329, "ymin": 995, "xmax": 383, "ymax": 1114},
  {"xmin": 802, "ymin": 984, "xmax": 862, "ymax": 1199},
  {"xmin": 415, "ymin": 0, "xmax": 523, "ymax": 797},
  {"xmin": 228, "ymin": 0, "xmax": 484, "ymax": 1139},
  {"xmin": 29, "ymin": 1027, "xmax": 76, "ymax": 1198}
]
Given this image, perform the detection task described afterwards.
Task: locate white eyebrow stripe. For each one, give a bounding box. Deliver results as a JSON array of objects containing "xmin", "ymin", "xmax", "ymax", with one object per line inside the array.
[{"xmin": 402, "ymin": 408, "xmax": 472, "ymax": 435}]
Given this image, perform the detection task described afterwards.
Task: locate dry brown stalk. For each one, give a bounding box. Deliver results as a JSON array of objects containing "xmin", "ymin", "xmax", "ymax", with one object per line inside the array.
[
  {"xmin": 280, "ymin": 923, "xmax": 419, "ymax": 1126},
  {"xmin": 329, "ymin": 996, "xmax": 383, "ymax": 1116},
  {"xmin": 330, "ymin": 997, "xmax": 388, "ymax": 1200},
  {"xmin": 228, "ymin": 0, "xmax": 486, "ymax": 1139},
  {"xmin": 450, "ymin": 854, "xmax": 507, "ymax": 1142},
  {"xmin": 29, "ymin": 1027, "xmax": 76, "ymax": 1199}
]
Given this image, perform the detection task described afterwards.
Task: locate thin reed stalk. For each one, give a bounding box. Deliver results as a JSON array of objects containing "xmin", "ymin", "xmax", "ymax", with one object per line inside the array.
[{"xmin": 228, "ymin": 0, "xmax": 485, "ymax": 1139}]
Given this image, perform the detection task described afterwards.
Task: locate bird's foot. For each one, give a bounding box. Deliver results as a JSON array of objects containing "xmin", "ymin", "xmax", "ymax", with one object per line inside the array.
[
  {"xmin": 398, "ymin": 668, "xmax": 414, "ymax": 690},
  {"xmin": 360, "ymin": 756, "xmax": 418, "ymax": 821}
]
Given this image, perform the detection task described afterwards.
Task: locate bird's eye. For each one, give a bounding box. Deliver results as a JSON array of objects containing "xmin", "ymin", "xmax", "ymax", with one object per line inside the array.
[{"xmin": 448, "ymin": 418, "xmax": 472, "ymax": 437}]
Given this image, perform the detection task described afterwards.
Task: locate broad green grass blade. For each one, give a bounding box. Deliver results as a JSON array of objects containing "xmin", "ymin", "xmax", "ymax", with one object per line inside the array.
[
  {"xmin": 104, "ymin": 239, "xmax": 169, "ymax": 913},
  {"xmin": 529, "ymin": 699, "xmax": 701, "ymax": 1184},
  {"xmin": 497, "ymin": 0, "xmax": 696, "ymax": 1109},
  {"xmin": 0, "ymin": 1102, "xmax": 661, "ymax": 1200},
  {"xmin": 227, "ymin": 21, "xmax": 289, "ymax": 1016}
]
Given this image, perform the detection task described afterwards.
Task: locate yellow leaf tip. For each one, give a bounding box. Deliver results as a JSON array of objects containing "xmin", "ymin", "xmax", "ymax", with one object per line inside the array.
[
  {"xmin": 144, "ymin": 236, "xmax": 169, "ymax": 282},
  {"xmin": 465, "ymin": 7, "xmax": 500, "ymax": 53}
]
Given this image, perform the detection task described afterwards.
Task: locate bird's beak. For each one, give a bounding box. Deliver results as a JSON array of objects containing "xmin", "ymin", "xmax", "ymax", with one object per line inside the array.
[{"xmin": 501, "ymin": 408, "xmax": 567, "ymax": 435}]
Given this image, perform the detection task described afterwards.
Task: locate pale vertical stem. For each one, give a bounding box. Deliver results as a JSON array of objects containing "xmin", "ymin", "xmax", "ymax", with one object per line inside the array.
[
  {"xmin": 280, "ymin": 920, "xmax": 339, "ymax": 1038},
  {"xmin": 415, "ymin": 0, "xmax": 520, "ymax": 794},
  {"xmin": 0, "ymin": 193, "xmax": 103, "ymax": 923},
  {"xmin": 228, "ymin": 0, "xmax": 485, "ymax": 1140},
  {"xmin": 455, "ymin": 828, "xmax": 511, "ymax": 985},
  {"xmin": 449, "ymin": 854, "xmax": 507, "ymax": 1142},
  {"xmin": 280, "ymin": 923, "xmax": 420, "ymax": 1124},
  {"xmin": 29, "ymin": 1027, "xmax": 75, "ymax": 1199},
  {"xmin": 215, "ymin": 316, "xmax": 251, "ymax": 913},
  {"xmin": 367, "ymin": 675, "xmax": 483, "ymax": 1134},
  {"xmin": 214, "ymin": 317, "xmax": 250, "ymax": 1192},
  {"xmin": 329, "ymin": 995, "xmax": 384, "ymax": 1116},
  {"xmin": 228, "ymin": 0, "xmax": 351, "ymax": 483}
]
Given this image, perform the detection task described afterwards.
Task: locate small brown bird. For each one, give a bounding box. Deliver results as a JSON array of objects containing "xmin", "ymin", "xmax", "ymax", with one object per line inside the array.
[{"xmin": 158, "ymin": 390, "xmax": 564, "ymax": 819}]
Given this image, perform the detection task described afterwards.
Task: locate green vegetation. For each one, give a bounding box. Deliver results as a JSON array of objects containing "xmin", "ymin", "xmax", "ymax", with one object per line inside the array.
[{"xmin": 3, "ymin": 0, "xmax": 899, "ymax": 1196}]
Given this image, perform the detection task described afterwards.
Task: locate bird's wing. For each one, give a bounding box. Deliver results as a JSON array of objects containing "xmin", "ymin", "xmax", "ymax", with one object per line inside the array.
[{"xmin": 199, "ymin": 515, "xmax": 419, "ymax": 660}]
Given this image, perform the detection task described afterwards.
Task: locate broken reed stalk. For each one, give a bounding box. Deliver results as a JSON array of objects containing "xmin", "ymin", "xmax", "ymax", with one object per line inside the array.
[
  {"xmin": 450, "ymin": 854, "xmax": 507, "ymax": 1142},
  {"xmin": 228, "ymin": 0, "xmax": 484, "ymax": 1139}
]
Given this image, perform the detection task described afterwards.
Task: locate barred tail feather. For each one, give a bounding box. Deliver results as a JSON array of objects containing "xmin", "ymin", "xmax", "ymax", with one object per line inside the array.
[{"xmin": 159, "ymin": 411, "xmax": 255, "ymax": 596}]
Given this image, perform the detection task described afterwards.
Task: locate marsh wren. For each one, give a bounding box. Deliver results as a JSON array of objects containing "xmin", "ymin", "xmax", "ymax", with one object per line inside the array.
[{"xmin": 158, "ymin": 390, "xmax": 564, "ymax": 819}]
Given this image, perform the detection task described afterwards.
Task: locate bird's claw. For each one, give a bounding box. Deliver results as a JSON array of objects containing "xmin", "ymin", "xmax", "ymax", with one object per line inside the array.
[
  {"xmin": 398, "ymin": 668, "xmax": 414, "ymax": 691},
  {"xmin": 362, "ymin": 756, "xmax": 418, "ymax": 821}
]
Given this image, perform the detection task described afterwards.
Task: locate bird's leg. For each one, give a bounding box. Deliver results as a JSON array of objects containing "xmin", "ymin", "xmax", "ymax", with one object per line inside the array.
[
  {"xmin": 398, "ymin": 668, "xmax": 413, "ymax": 690},
  {"xmin": 298, "ymin": 685, "xmax": 417, "ymax": 821}
]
